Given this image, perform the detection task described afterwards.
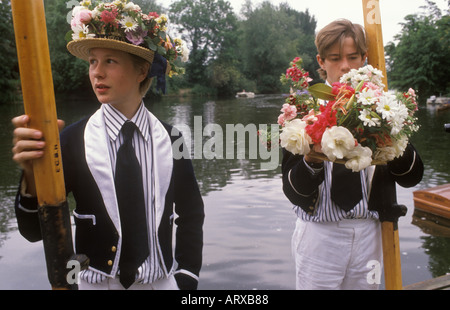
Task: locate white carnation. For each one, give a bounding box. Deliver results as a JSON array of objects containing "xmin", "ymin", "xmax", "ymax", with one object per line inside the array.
[
  {"xmin": 392, "ymin": 135, "xmax": 408, "ymax": 157},
  {"xmin": 280, "ymin": 119, "xmax": 312, "ymax": 155},
  {"xmin": 345, "ymin": 144, "xmax": 373, "ymax": 172},
  {"xmin": 373, "ymin": 136, "xmax": 408, "ymax": 162},
  {"xmin": 321, "ymin": 126, "xmax": 356, "ymax": 161}
]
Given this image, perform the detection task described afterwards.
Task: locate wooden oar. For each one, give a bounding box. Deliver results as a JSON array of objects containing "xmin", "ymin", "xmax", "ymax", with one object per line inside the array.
[
  {"xmin": 362, "ymin": 0, "xmax": 403, "ymax": 290},
  {"xmin": 11, "ymin": 0, "xmax": 80, "ymax": 290}
]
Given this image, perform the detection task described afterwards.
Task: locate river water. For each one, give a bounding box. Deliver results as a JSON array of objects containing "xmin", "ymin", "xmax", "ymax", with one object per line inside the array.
[{"xmin": 0, "ymin": 93, "xmax": 449, "ymax": 290}]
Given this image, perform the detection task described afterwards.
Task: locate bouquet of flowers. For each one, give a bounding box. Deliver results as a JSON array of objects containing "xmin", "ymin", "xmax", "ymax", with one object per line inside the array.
[
  {"xmin": 274, "ymin": 57, "xmax": 419, "ymax": 172},
  {"xmin": 67, "ymin": 0, "xmax": 189, "ymax": 77}
]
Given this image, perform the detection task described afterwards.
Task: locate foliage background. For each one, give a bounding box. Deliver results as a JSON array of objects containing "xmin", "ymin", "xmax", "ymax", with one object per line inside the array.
[{"xmin": 0, "ymin": 0, "xmax": 448, "ymax": 104}]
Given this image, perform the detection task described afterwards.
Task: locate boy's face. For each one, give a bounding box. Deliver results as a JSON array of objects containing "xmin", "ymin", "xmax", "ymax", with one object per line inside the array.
[
  {"xmin": 88, "ymin": 48, "xmax": 147, "ymax": 106},
  {"xmin": 317, "ymin": 37, "xmax": 367, "ymax": 84}
]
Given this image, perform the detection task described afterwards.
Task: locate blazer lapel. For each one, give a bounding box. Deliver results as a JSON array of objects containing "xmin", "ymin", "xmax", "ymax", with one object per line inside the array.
[
  {"xmin": 84, "ymin": 108, "xmax": 121, "ymax": 234},
  {"xmin": 148, "ymin": 111, "xmax": 173, "ymax": 227}
]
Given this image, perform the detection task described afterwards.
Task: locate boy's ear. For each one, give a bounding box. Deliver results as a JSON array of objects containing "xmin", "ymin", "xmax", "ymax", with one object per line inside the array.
[
  {"xmin": 362, "ymin": 52, "xmax": 368, "ymax": 64},
  {"xmin": 316, "ymin": 54, "xmax": 325, "ymax": 69},
  {"xmin": 138, "ymin": 62, "xmax": 151, "ymax": 83}
]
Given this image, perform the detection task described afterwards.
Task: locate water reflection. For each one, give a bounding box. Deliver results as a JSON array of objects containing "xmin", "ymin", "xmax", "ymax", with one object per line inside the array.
[
  {"xmin": 412, "ymin": 210, "xmax": 450, "ymax": 278},
  {"xmin": 0, "ymin": 95, "xmax": 449, "ymax": 289},
  {"xmin": 150, "ymin": 95, "xmax": 284, "ymax": 196}
]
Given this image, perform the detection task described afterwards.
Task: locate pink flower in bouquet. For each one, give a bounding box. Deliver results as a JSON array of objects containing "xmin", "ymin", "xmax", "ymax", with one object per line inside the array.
[
  {"xmin": 302, "ymin": 109, "xmax": 318, "ymax": 125},
  {"xmin": 277, "ymin": 114, "xmax": 286, "ymax": 126},
  {"xmin": 281, "ymin": 104, "xmax": 297, "ymax": 120},
  {"xmin": 403, "ymin": 88, "xmax": 418, "ymax": 112},
  {"xmin": 363, "ymin": 82, "xmax": 383, "ymax": 98},
  {"xmin": 278, "ymin": 104, "xmax": 297, "ymax": 125}
]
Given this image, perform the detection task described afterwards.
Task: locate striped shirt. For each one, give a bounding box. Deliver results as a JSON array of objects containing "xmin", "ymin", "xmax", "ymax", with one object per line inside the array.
[
  {"xmin": 294, "ymin": 159, "xmax": 379, "ymax": 222},
  {"xmin": 80, "ymin": 102, "xmax": 165, "ymax": 284}
]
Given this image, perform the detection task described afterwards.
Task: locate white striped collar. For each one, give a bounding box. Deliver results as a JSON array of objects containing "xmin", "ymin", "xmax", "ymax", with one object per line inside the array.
[{"xmin": 102, "ymin": 102, "xmax": 150, "ymax": 142}]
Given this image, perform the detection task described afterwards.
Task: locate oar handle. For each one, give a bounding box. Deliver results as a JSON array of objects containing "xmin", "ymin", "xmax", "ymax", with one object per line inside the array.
[
  {"xmin": 362, "ymin": 0, "xmax": 403, "ymax": 290},
  {"xmin": 362, "ymin": 0, "xmax": 388, "ymax": 91},
  {"xmin": 11, "ymin": 0, "xmax": 65, "ymax": 205},
  {"xmin": 11, "ymin": 0, "xmax": 82, "ymax": 290}
]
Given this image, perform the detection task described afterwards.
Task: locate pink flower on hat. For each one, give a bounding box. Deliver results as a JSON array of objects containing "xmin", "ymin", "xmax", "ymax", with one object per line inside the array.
[
  {"xmin": 71, "ymin": 8, "xmax": 92, "ymax": 29},
  {"xmin": 100, "ymin": 8, "xmax": 118, "ymax": 25},
  {"xmin": 125, "ymin": 27, "xmax": 148, "ymax": 46}
]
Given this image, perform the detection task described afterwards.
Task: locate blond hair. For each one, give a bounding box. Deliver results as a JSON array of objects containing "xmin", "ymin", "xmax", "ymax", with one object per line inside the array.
[
  {"xmin": 315, "ymin": 19, "xmax": 368, "ymax": 80},
  {"xmin": 130, "ymin": 53, "xmax": 153, "ymax": 97}
]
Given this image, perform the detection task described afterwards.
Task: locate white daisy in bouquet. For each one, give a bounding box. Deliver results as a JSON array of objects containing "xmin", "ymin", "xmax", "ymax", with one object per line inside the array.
[{"xmin": 270, "ymin": 57, "xmax": 420, "ymax": 172}]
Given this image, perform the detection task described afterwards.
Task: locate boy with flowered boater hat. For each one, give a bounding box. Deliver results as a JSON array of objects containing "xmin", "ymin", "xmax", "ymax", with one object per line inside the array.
[{"xmin": 11, "ymin": 0, "xmax": 204, "ymax": 290}]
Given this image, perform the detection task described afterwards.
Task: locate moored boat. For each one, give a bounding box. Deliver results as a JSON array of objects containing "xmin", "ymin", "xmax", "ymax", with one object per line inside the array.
[
  {"xmin": 427, "ymin": 96, "xmax": 450, "ymax": 112},
  {"xmin": 236, "ymin": 91, "xmax": 255, "ymax": 98},
  {"xmin": 413, "ymin": 183, "xmax": 450, "ymax": 219}
]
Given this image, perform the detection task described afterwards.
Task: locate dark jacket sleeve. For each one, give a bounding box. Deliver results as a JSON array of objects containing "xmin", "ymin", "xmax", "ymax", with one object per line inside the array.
[
  {"xmin": 13, "ymin": 119, "xmax": 84, "ymax": 243},
  {"xmin": 387, "ymin": 143, "xmax": 424, "ymax": 188},
  {"xmin": 14, "ymin": 174, "xmax": 42, "ymax": 242},
  {"xmin": 165, "ymin": 124, "xmax": 205, "ymax": 290},
  {"xmin": 281, "ymin": 149, "xmax": 325, "ymax": 214}
]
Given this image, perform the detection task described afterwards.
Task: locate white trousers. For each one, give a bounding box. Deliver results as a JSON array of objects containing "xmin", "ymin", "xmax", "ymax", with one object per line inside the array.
[
  {"xmin": 292, "ymin": 218, "xmax": 383, "ymax": 290},
  {"xmin": 78, "ymin": 274, "xmax": 179, "ymax": 290}
]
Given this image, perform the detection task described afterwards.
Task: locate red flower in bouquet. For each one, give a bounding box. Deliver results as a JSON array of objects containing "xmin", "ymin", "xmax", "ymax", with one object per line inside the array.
[{"xmin": 305, "ymin": 102, "xmax": 337, "ymax": 144}]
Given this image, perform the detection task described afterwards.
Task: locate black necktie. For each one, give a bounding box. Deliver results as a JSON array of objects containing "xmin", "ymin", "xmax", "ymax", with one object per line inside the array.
[
  {"xmin": 115, "ymin": 121, "xmax": 149, "ymax": 289},
  {"xmin": 331, "ymin": 163, "xmax": 363, "ymax": 212}
]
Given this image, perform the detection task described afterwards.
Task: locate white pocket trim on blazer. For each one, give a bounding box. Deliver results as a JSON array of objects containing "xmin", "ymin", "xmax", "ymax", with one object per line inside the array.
[{"xmin": 73, "ymin": 211, "xmax": 97, "ymax": 226}]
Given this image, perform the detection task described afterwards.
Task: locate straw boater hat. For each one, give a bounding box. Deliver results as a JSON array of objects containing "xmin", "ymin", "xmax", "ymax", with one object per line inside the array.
[
  {"xmin": 66, "ymin": 0, "xmax": 188, "ymax": 90},
  {"xmin": 68, "ymin": 37, "xmax": 155, "ymax": 64}
]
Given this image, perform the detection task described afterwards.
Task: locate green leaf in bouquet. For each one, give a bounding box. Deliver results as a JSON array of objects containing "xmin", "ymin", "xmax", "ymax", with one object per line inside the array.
[{"xmin": 308, "ymin": 83, "xmax": 335, "ymax": 101}]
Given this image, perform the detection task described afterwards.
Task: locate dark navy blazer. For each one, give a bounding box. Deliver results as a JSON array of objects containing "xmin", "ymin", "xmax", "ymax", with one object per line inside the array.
[{"xmin": 14, "ymin": 110, "xmax": 204, "ymax": 289}]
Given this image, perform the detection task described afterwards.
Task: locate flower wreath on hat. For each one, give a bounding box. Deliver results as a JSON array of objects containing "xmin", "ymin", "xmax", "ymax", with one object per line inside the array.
[{"xmin": 66, "ymin": 0, "xmax": 189, "ymax": 93}]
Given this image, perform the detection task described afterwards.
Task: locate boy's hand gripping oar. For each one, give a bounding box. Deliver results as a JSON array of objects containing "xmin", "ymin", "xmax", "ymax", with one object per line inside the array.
[
  {"xmin": 362, "ymin": 0, "xmax": 405, "ymax": 290},
  {"xmin": 11, "ymin": 0, "xmax": 88, "ymax": 289}
]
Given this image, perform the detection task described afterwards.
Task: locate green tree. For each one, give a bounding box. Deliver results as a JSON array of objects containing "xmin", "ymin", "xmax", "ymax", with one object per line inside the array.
[
  {"xmin": 385, "ymin": 1, "xmax": 450, "ymax": 102},
  {"xmin": 240, "ymin": 1, "xmax": 318, "ymax": 93},
  {"xmin": 44, "ymin": 0, "xmax": 90, "ymax": 93},
  {"xmin": 0, "ymin": 0, "xmax": 20, "ymax": 104},
  {"xmin": 132, "ymin": 0, "xmax": 162, "ymax": 13},
  {"xmin": 169, "ymin": 0, "xmax": 237, "ymax": 85}
]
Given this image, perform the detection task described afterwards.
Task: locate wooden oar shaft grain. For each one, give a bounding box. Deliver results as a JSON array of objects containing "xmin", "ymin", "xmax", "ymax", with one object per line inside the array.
[
  {"xmin": 362, "ymin": 0, "xmax": 403, "ymax": 290},
  {"xmin": 362, "ymin": 0, "xmax": 388, "ymax": 91},
  {"xmin": 11, "ymin": 0, "xmax": 65, "ymax": 206},
  {"xmin": 11, "ymin": 0, "xmax": 80, "ymax": 290}
]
